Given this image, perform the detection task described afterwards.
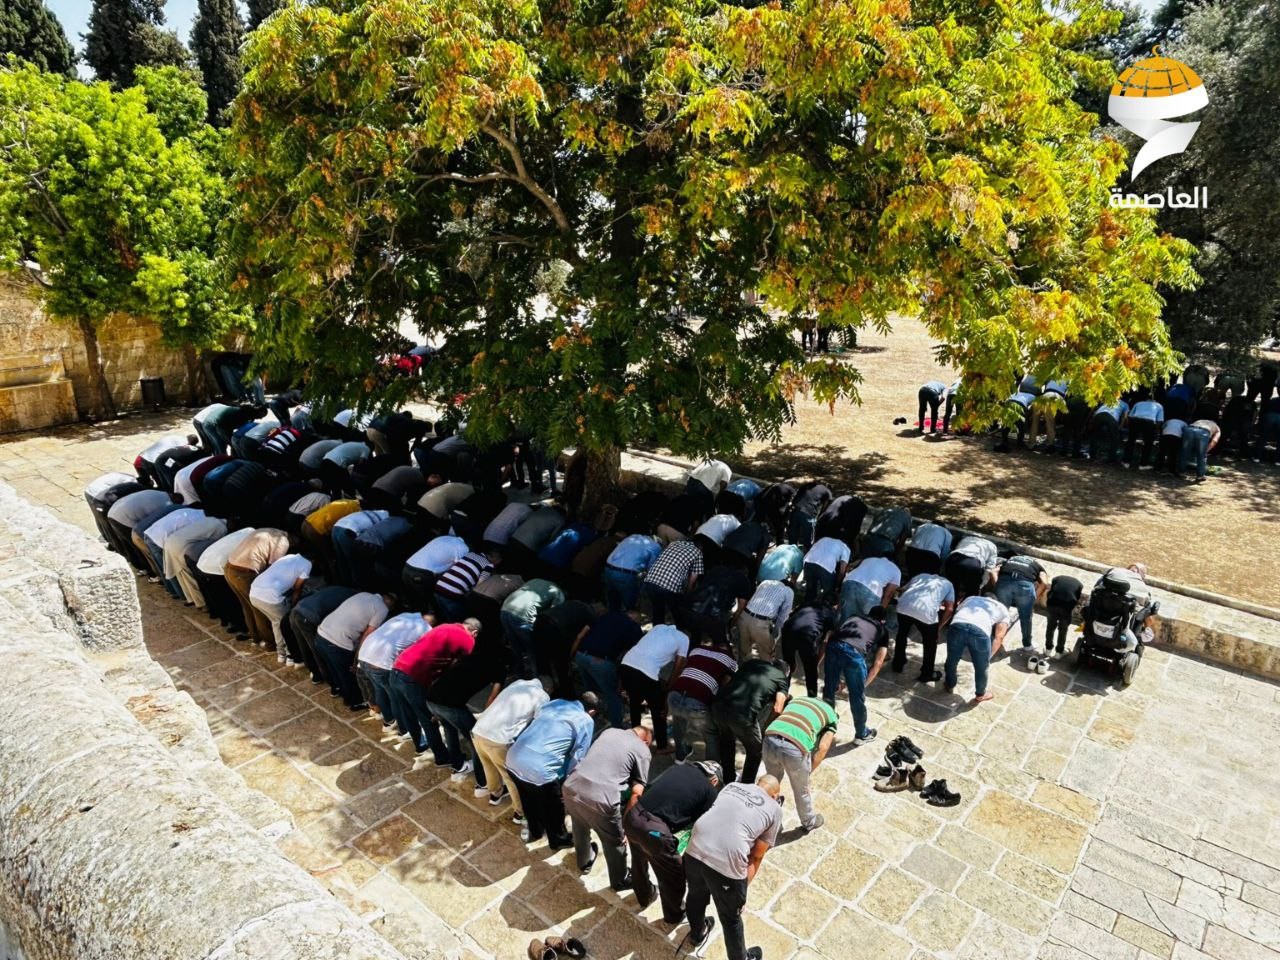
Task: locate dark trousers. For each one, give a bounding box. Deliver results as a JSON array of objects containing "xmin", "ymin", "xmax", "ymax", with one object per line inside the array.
[
  {"xmin": 426, "ymin": 701, "xmax": 485, "ymax": 786},
  {"xmin": 904, "ymin": 547, "xmax": 942, "ymax": 579},
  {"xmin": 361, "ymin": 664, "xmax": 401, "ymax": 730},
  {"xmin": 390, "ymin": 669, "xmax": 448, "ymax": 761},
  {"xmin": 1126, "ymin": 418, "xmax": 1160, "ymax": 467},
  {"xmin": 1161, "ymin": 433, "xmax": 1183, "ymax": 473},
  {"xmin": 288, "ymin": 606, "xmax": 330, "ymax": 686},
  {"xmin": 1091, "ymin": 412, "xmax": 1121, "ymax": 463},
  {"xmin": 944, "ymin": 552, "xmax": 984, "ymax": 600},
  {"xmin": 894, "ymin": 615, "xmax": 940, "ymax": 678},
  {"xmin": 512, "ymin": 776, "xmax": 571, "ymax": 847},
  {"xmin": 917, "ymin": 388, "xmax": 942, "ymax": 431},
  {"xmin": 1045, "ymin": 605, "xmax": 1073, "ymax": 652},
  {"xmin": 621, "ymin": 664, "xmax": 670, "ymax": 749},
  {"xmin": 642, "ymin": 582, "xmax": 682, "ymax": 626},
  {"xmin": 781, "ymin": 632, "xmax": 820, "ymax": 697},
  {"xmin": 315, "ymin": 636, "xmax": 364, "ymax": 707},
  {"xmin": 400, "ymin": 565, "xmax": 437, "ymax": 612},
  {"xmin": 714, "ymin": 703, "xmax": 764, "ymax": 784},
  {"xmin": 193, "ymin": 568, "xmax": 246, "ymax": 633},
  {"xmin": 625, "ymin": 806, "xmax": 687, "ymax": 921},
  {"xmin": 684, "ymin": 854, "xmax": 749, "ymax": 960}
]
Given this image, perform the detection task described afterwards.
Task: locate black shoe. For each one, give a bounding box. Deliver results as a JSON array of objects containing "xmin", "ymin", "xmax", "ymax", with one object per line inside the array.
[
  {"xmin": 889, "ymin": 738, "xmax": 922, "ymax": 764},
  {"xmin": 634, "ymin": 886, "xmax": 656, "ymax": 910},
  {"xmin": 689, "ymin": 917, "xmax": 716, "ymax": 947},
  {"xmin": 746, "ymin": 949, "xmax": 763, "ymax": 960},
  {"xmin": 661, "ymin": 910, "xmax": 685, "ymax": 925},
  {"xmin": 916, "ymin": 670, "xmax": 942, "ymax": 683},
  {"xmin": 802, "ymin": 814, "xmax": 825, "ymax": 834},
  {"xmin": 894, "ymin": 735, "xmax": 925, "ymax": 760},
  {"xmin": 348, "ymin": 701, "xmax": 369, "ymax": 712},
  {"xmin": 925, "ymin": 779, "xmax": 961, "ymax": 807},
  {"xmin": 580, "ymin": 842, "xmax": 599, "ymax": 874},
  {"xmin": 919, "ymin": 779, "xmax": 941, "ymax": 800},
  {"xmin": 611, "ymin": 872, "xmax": 632, "ymax": 892},
  {"xmin": 872, "ymin": 763, "xmax": 892, "ymax": 782}
]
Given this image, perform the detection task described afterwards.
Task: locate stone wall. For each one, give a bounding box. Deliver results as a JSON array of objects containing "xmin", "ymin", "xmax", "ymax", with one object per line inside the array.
[
  {"xmin": 0, "ymin": 481, "xmax": 408, "ymax": 960},
  {"xmin": 0, "ymin": 277, "xmax": 189, "ymax": 423}
]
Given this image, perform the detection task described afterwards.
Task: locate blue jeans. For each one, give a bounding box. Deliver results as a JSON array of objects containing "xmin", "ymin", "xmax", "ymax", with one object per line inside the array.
[
  {"xmin": 839, "ymin": 579, "xmax": 878, "ymax": 621},
  {"xmin": 426, "ymin": 700, "xmax": 486, "ymax": 787},
  {"xmin": 330, "ymin": 526, "xmax": 361, "ymax": 586},
  {"xmin": 669, "ymin": 691, "xmax": 718, "ymax": 762},
  {"xmin": 361, "ymin": 664, "xmax": 404, "ymax": 733},
  {"xmin": 432, "ymin": 590, "xmax": 468, "ymax": 623},
  {"xmin": 1255, "ymin": 413, "xmax": 1280, "ymax": 463},
  {"xmin": 944, "ymin": 622, "xmax": 991, "ymax": 697},
  {"xmin": 142, "ymin": 535, "xmax": 183, "ymax": 598},
  {"xmin": 574, "ymin": 652, "xmax": 623, "ymax": 727},
  {"xmin": 823, "ymin": 641, "xmax": 869, "ymax": 739},
  {"xmin": 501, "ymin": 610, "xmax": 537, "ymax": 679},
  {"xmin": 994, "ymin": 577, "xmax": 1036, "ymax": 648},
  {"xmin": 389, "ymin": 669, "xmax": 448, "ymax": 762},
  {"xmin": 1180, "ymin": 425, "xmax": 1211, "ymax": 478},
  {"xmin": 602, "ymin": 567, "xmax": 641, "ymax": 613}
]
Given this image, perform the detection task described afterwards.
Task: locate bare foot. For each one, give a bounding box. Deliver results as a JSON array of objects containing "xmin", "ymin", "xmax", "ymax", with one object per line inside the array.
[{"xmin": 971, "ymin": 692, "xmax": 994, "ymax": 705}]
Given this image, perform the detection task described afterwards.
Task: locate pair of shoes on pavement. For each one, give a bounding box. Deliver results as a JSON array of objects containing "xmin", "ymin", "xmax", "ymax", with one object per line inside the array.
[
  {"xmin": 527, "ymin": 935, "xmax": 587, "ymax": 959},
  {"xmin": 1026, "ymin": 650, "xmax": 1050, "ymax": 675},
  {"xmin": 873, "ymin": 736, "xmax": 924, "ymax": 792},
  {"xmin": 920, "ymin": 779, "xmax": 962, "ymax": 807}
]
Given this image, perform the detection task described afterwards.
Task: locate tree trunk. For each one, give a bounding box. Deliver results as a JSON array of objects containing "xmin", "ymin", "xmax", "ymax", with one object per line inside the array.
[
  {"xmin": 181, "ymin": 343, "xmax": 210, "ymax": 406},
  {"xmin": 77, "ymin": 317, "xmax": 117, "ymax": 420},
  {"xmin": 572, "ymin": 445, "xmax": 622, "ymax": 522}
]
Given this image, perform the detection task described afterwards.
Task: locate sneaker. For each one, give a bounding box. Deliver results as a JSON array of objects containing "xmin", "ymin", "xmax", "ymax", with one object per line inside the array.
[
  {"xmin": 1027, "ymin": 655, "xmax": 1040, "ymax": 671},
  {"xmin": 489, "ymin": 787, "xmax": 509, "ymax": 806},
  {"xmin": 1035, "ymin": 658, "xmax": 1049, "ymax": 675},
  {"xmin": 512, "ymin": 812, "xmax": 526, "ymax": 826},
  {"xmin": 473, "ymin": 786, "xmax": 489, "ymax": 798},
  {"xmin": 276, "ymin": 653, "xmax": 286, "ymax": 665},
  {"xmin": 611, "ymin": 871, "xmax": 633, "ymax": 892},
  {"xmin": 450, "ymin": 761, "xmax": 474, "ymax": 783},
  {"xmin": 746, "ymin": 948, "xmax": 764, "ymax": 960},
  {"xmin": 872, "ymin": 763, "xmax": 893, "ymax": 782},
  {"xmin": 890, "ymin": 736, "xmax": 924, "ymax": 762},
  {"xmin": 689, "ymin": 917, "xmax": 716, "ymax": 948},
  {"xmin": 802, "ymin": 814, "xmax": 825, "ymax": 834},
  {"xmin": 520, "ymin": 828, "xmax": 533, "ymax": 843},
  {"xmin": 284, "ymin": 658, "xmax": 303, "ymax": 668},
  {"xmin": 347, "ymin": 701, "xmax": 369, "ymax": 712},
  {"xmin": 854, "ymin": 728, "xmax": 878, "ymax": 746}
]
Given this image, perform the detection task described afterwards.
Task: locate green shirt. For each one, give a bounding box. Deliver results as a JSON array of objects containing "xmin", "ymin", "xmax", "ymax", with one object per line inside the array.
[{"xmin": 765, "ymin": 696, "xmax": 838, "ymax": 754}]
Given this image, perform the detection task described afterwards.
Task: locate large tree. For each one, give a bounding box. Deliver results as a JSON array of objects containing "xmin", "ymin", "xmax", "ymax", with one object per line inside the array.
[
  {"xmin": 1147, "ymin": 0, "xmax": 1280, "ymax": 367},
  {"xmin": 191, "ymin": 0, "xmax": 243, "ymax": 122},
  {"xmin": 227, "ymin": 0, "xmax": 1195, "ymax": 505},
  {"xmin": 245, "ymin": 0, "xmax": 282, "ymax": 29},
  {"xmin": 84, "ymin": 0, "xmax": 189, "ymax": 87},
  {"xmin": 0, "ymin": 64, "xmax": 246, "ymax": 417},
  {"xmin": 0, "ymin": 0, "xmax": 75, "ymax": 75}
]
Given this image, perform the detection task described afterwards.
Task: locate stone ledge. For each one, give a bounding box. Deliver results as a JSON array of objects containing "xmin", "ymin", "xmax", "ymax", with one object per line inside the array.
[{"xmin": 620, "ymin": 450, "xmax": 1280, "ymax": 682}]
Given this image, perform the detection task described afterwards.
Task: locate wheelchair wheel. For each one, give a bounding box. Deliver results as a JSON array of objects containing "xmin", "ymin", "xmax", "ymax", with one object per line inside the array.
[{"xmin": 1121, "ymin": 651, "xmax": 1141, "ymax": 686}]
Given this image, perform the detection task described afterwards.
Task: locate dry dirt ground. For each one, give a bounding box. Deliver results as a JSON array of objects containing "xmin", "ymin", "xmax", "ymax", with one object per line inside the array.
[{"xmin": 725, "ymin": 315, "xmax": 1280, "ymax": 608}]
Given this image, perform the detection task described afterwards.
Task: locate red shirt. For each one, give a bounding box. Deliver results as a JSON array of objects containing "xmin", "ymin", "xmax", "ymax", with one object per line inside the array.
[{"xmin": 392, "ymin": 623, "xmax": 475, "ymax": 687}]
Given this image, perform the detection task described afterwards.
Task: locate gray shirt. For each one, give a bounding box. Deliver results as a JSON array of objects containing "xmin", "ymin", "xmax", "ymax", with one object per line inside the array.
[
  {"xmin": 563, "ymin": 727, "xmax": 651, "ymax": 809},
  {"xmin": 685, "ymin": 782, "xmax": 782, "ymax": 880},
  {"xmin": 510, "ymin": 507, "xmax": 567, "ymax": 552}
]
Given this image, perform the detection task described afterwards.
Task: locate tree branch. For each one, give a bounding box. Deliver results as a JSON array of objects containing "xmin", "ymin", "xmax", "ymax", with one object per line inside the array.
[{"xmin": 480, "ymin": 120, "xmax": 572, "ymax": 235}]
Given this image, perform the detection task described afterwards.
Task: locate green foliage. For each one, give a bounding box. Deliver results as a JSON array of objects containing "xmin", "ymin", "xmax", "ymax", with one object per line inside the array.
[
  {"xmin": 227, "ymin": 0, "xmax": 1196, "ymax": 456},
  {"xmin": 1148, "ymin": 0, "xmax": 1280, "ymax": 367},
  {"xmin": 135, "ymin": 65, "xmax": 207, "ymax": 141},
  {"xmin": 0, "ymin": 62, "xmax": 247, "ymax": 348},
  {"xmin": 84, "ymin": 0, "xmax": 189, "ymax": 87},
  {"xmin": 0, "ymin": 0, "xmax": 75, "ymax": 76},
  {"xmin": 245, "ymin": 0, "xmax": 282, "ymax": 30},
  {"xmin": 191, "ymin": 0, "xmax": 244, "ymax": 123}
]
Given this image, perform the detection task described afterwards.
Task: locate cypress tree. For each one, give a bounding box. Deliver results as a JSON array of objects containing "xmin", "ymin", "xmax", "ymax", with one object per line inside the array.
[
  {"xmin": 84, "ymin": 0, "xmax": 189, "ymax": 87},
  {"xmin": 0, "ymin": 0, "xmax": 76, "ymax": 75},
  {"xmin": 245, "ymin": 0, "xmax": 282, "ymax": 30},
  {"xmin": 190, "ymin": 0, "xmax": 243, "ymax": 123}
]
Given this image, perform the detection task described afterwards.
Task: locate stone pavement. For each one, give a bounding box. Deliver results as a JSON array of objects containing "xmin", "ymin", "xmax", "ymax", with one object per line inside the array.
[{"xmin": 4, "ymin": 412, "xmax": 1280, "ymax": 960}]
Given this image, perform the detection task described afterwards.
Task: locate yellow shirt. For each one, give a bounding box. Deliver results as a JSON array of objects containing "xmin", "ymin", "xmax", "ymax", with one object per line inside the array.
[{"xmin": 303, "ymin": 499, "xmax": 361, "ymax": 536}]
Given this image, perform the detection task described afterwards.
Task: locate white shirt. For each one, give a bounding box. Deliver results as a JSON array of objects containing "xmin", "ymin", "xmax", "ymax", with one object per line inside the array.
[
  {"xmin": 688, "ymin": 459, "xmax": 732, "ymax": 493},
  {"xmin": 695, "ymin": 514, "xmax": 741, "ymax": 546},
  {"xmin": 142, "ymin": 508, "xmax": 205, "ymax": 547},
  {"xmin": 172, "ymin": 457, "xmax": 213, "ymax": 505},
  {"xmin": 896, "ymin": 574, "xmax": 955, "ymax": 624},
  {"xmin": 620, "ymin": 625, "xmax": 691, "ymax": 681},
  {"xmin": 357, "ymin": 612, "xmax": 430, "ymax": 670},
  {"xmin": 472, "ymin": 678, "xmax": 551, "ymax": 745},
  {"xmin": 333, "ymin": 509, "xmax": 389, "ymax": 535},
  {"xmin": 85, "ymin": 472, "xmax": 135, "ymax": 500},
  {"xmin": 950, "ymin": 596, "xmax": 1014, "ymax": 635},
  {"xmin": 951, "ymin": 536, "xmax": 999, "ymax": 571},
  {"xmin": 317, "ymin": 591, "xmax": 390, "ymax": 651},
  {"xmin": 196, "ymin": 528, "xmax": 255, "ymax": 576},
  {"xmin": 802, "ymin": 537, "xmax": 851, "ymax": 573},
  {"xmin": 162, "ymin": 516, "xmax": 227, "ymax": 579},
  {"xmin": 405, "ymin": 535, "xmax": 470, "ymax": 574},
  {"xmin": 846, "ymin": 557, "xmax": 901, "ymax": 597},
  {"xmin": 483, "ymin": 502, "xmax": 534, "ymax": 545},
  {"xmin": 746, "ymin": 580, "xmax": 794, "ymax": 622},
  {"xmin": 248, "ymin": 554, "xmax": 312, "ymax": 605}
]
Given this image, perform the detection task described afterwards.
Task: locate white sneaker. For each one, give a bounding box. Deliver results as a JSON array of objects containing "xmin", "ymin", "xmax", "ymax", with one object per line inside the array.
[
  {"xmin": 488, "ymin": 787, "xmax": 509, "ymax": 806},
  {"xmin": 449, "ymin": 761, "xmax": 474, "ymax": 783},
  {"xmin": 276, "ymin": 653, "xmax": 286, "ymax": 665},
  {"xmin": 473, "ymin": 786, "xmax": 489, "ymax": 798}
]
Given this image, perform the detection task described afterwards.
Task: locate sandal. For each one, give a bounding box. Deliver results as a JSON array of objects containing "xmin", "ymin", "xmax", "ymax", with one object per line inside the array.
[{"xmin": 543, "ymin": 936, "xmax": 587, "ymax": 958}]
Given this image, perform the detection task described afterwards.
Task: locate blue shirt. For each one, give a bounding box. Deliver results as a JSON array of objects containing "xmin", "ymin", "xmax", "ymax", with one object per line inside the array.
[
  {"xmin": 1130, "ymin": 401, "xmax": 1164, "ymax": 422},
  {"xmin": 1095, "ymin": 401, "xmax": 1129, "ymax": 420},
  {"xmin": 922, "ymin": 380, "xmax": 947, "ymax": 395},
  {"xmin": 1166, "ymin": 383, "xmax": 1195, "ymax": 405},
  {"xmin": 505, "ymin": 699, "xmax": 595, "ymax": 786},
  {"xmin": 1044, "ymin": 380, "xmax": 1068, "ymax": 396},
  {"xmin": 1009, "ymin": 392, "xmax": 1036, "ymax": 409},
  {"xmin": 607, "ymin": 534, "xmax": 663, "ymax": 573},
  {"xmin": 538, "ymin": 523, "xmax": 598, "ymax": 568},
  {"xmin": 909, "ymin": 522, "xmax": 952, "ymax": 558},
  {"xmin": 757, "ymin": 544, "xmax": 804, "ymax": 584},
  {"xmin": 726, "ymin": 478, "xmax": 761, "ymax": 503}
]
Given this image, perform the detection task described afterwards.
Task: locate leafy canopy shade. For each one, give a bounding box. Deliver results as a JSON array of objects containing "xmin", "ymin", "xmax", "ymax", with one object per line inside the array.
[{"xmin": 227, "ymin": 0, "xmax": 1196, "ymax": 474}]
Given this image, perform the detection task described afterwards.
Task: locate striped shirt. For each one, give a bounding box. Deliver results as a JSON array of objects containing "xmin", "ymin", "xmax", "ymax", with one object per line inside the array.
[
  {"xmin": 261, "ymin": 427, "xmax": 301, "ymax": 456},
  {"xmin": 670, "ymin": 646, "xmax": 739, "ymax": 705},
  {"xmin": 436, "ymin": 551, "xmax": 494, "ymax": 598},
  {"xmin": 766, "ymin": 697, "xmax": 838, "ymax": 754},
  {"xmin": 746, "ymin": 580, "xmax": 794, "ymax": 622},
  {"xmin": 643, "ymin": 540, "xmax": 704, "ymax": 592}
]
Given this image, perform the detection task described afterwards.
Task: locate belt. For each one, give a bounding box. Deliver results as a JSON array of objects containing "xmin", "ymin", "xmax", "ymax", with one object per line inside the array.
[{"xmin": 743, "ymin": 609, "xmax": 774, "ymax": 622}]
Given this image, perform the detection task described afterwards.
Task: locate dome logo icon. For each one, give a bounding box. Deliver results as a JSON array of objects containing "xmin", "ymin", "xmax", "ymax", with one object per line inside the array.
[{"xmin": 1108, "ymin": 48, "xmax": 1209, "ymax": 181}]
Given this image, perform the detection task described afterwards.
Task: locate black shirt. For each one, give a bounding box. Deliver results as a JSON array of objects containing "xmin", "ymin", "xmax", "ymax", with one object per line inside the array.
[
  {"xmin": 757, "ymin": 483, "xmax": 797, "ymax": 525},
  {"xmin": 863, "ymin": 507, "xmax": 911, "ymax": 555},
  {"xmin": 615, "ymin": 491, "xmax": 671, "ymax": 535},
  {"xmin": 660, "ymin": 493, "xmax": 708, "ymax": 534},
  {"xmin": 781, "ymin": 605, "xmax": 838, "ymax": 649},
  {"xmin": 716, "ymin": 659, "xmax": 789, "ymax": 722},
  {"xmin": 833, "ymin": 616, "xmax": 890, "ymax": 657},
  {"xmin": 637, "ymin": 763, "xmax": 717, "ymax": 832},
  {"xmin": 723, "ymin": 521, "xmax": 771, "ymax": 559},
  {"xmin": 791, "ymin": 482, "xmax": 832, "ymax": 518},
  {"xmin": 816, "ymin": 495, "xmax": 867, "ymax": 543},
  {"xmin": 577, "ymin": 612, "xmax": 644, "ymax": 660},
  {"xmin": 427, "ymin": 648, "xmax": 505, "ymax": 707},
  {"xmin": 536, "ymin": 600, "xmax": 597, "ymax": 647},
  {"xmin": 1000, "ymin": 555, "xmax": 1046, "ymax": 583},
  {"xmin": 1047, "ymin": 575, "xmax": 1083, "ymax": 610},
  {"xmin": 687, "ymin": 565, "xmax": 753, "ymax": 620}
]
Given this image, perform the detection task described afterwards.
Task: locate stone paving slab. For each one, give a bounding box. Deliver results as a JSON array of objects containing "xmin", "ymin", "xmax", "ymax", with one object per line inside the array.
[{"xmin": 5, "ymin": 414, "xmax": 1280, "ymax": 960}]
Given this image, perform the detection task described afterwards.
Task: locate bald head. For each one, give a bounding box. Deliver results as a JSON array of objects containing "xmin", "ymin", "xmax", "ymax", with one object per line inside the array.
[
  {"xmin": 633, "ymin": 726, "xmax": 654, "ymax": 746},
  {"xmin": 756, "ymin": 775, "xmax": 782, "ymax": 798}
]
